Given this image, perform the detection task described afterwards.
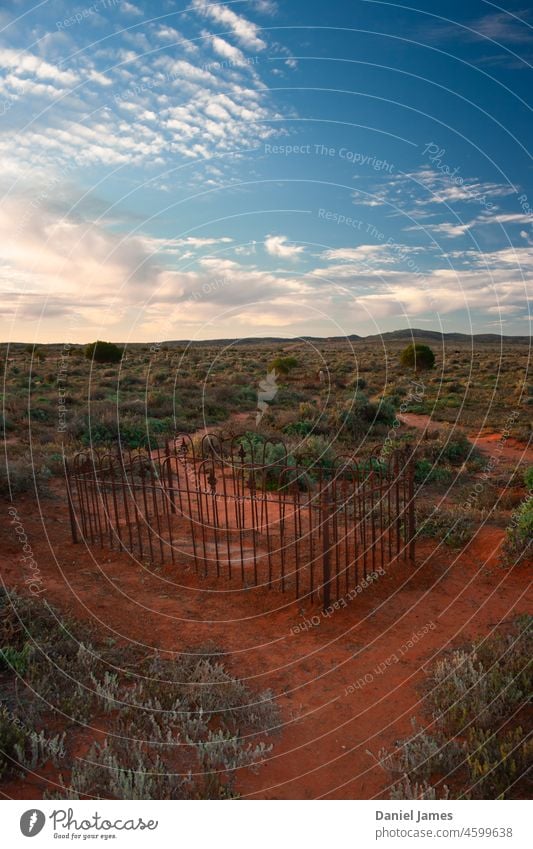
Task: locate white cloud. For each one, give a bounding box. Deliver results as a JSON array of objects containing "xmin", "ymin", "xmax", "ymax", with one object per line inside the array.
[
  {"xmin": 208, "ymin": 34, "xmax": 247, "ymax": 65},
  {"xmin": 192, "ymin": 0, "xmax": 267, "ymax": 51},
  {"xmin": 0, "ymin": 47, "xmax": 78, "ymax": 85},
  {"xmin": 352, "ymin": 168, "xmax": 515, "ymax": 222},
  {"xmin": 156, "ymin": 25, "xmax": 181, "ymax": 40},
  {"xmin": 178, "ymin": 236, "xmax": 232, "ymax": 247},
  {"xmin": 122, "ymin": 2, "xmax": 143, "ymax": 16},
  {"xmin": 251, "ymin": 1, "xmax": 278, "ymax": 13},
  {"xmin": 265, "ymin": 235, "xmax": 304, "ymax": 259},
  {"xmin": 411, "ymin": 211, "xmax": 533, "ymax": 239},
  {"xmin": 88, "ymin": 69, "xmax": 113, "ymax": 87},
  {"xmin": 322, "ymin": 245, "xmax": 399, "ymax": 263},
  {"xmin": 1, "ymin": 193, "xmax": 530, "ymax": 340}
]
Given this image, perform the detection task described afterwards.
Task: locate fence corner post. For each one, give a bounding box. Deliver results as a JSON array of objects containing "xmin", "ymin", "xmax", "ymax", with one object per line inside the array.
[
  {"xmin": 65, "ymin": 462, "xmax": 78, "ymax": 544},
  {"xmin": 322, "ymin": 481, "xmax": 332, "ymax": 612},
  {"xmin": 408, "ymin": 449, "xmax": 416, "ymax": 562}
]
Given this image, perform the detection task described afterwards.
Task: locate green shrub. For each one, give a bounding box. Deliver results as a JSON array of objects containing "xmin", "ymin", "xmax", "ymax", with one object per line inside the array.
[
  {"xmin": 1, "ymin": 590, "xmax": 280, "ymax": 798},
  {"xmin": 295, "ymin": 434, "xmax": 335, "ymax": 468},
  {"xmin": 269, "ymin": 355, "xmax": 298, "ymax": 376},
  {"xmin": 400, "ymin": 344, "xmax": 435, "ymax": 372},
  {"xmin": 283, "ymin": 420, "xmax": 314, "ymax": 437},
  {"xmin": 85, "ymin": 340, "xmax": 123, "ymax": 364},
  {"xmin": 0, "ymin": 706, "xmax": 26, "ymax": 779},
  {"xmin": 502, "ymin": 496, "xmax": 533, "ymax": 564},
  {"xmin": 0, "ymin": 643, "xmax": 31, "ymax": 674},
  {"xmin": 414, "ymin": 458, "xmax": 452, "ymax": 486},
  {"xmin": 378, "ymin": 616, "xmax": 532, "ymax": 799},
  {"xmin": 523, "ymin": 466, "xmax": 533, "ymax": 490},
  {"xmin": 0, "ymin": 458, "xmax": 51, "ymax": 497},
  {"xmin": 336, "ymin": 393, "xmax": 396, "ymax": 437},
  {"xmin": 416, "ymin": 504, "xmax": 475, "ymax": 547},
  {"xmin": 440, "ymin": 433, "xmax": 475, "ymax": 465},
  {"xmin": 1, "ymin": 414, "xmax": 13, "ymax": 433}
]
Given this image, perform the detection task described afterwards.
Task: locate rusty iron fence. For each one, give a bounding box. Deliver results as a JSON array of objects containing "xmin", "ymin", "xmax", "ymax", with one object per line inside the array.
[{"xmin": 66, "ymin": 433, "xmax": 416, "ymax": 609}]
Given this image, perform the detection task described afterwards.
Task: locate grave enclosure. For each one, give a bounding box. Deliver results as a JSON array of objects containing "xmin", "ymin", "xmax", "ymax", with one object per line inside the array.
[{"xmin": 66, "ymin": 433, "xmax": 417, "ymax": 611}]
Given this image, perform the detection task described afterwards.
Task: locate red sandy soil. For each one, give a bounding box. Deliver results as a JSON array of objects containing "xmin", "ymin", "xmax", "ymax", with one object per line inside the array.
[
  {"xmin": 1, "ymin": 482, "xmax": 531, "ymax": 800},
  {"xmin": 399, "ymin": 412, "xmax": 533, "ymax": 466}
]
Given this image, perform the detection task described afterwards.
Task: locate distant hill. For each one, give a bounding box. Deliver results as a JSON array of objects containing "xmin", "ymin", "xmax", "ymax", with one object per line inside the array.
[
  {"xmin": 6, "ymin": 329, "xmax": 530, "ymax": 349},
  {"xmin": 362, "ymin": 329, "xmax": 531, "ymax": 344},
  {"xmin": 160, "ymin": 329, "xmax": 530, "ymax": 346}
]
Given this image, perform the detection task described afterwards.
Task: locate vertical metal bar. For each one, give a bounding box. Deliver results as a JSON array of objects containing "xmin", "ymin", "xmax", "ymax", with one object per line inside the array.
[
  {"xmin": 370, "ymin": 474, "xmax": 377, "ymax": 575},
  {"xmin": 89, "ymin": 459, "xmax": 104, "ymax": 547},
  {"xmin": 220, "ymin": 464, "xmax": 232, "ymax": 579},
  {"xmin": 249, "ymin": 470, "xmax": 258, "ymax": 586},
  {"xmin": 99, "ymin": 458, "xmax": 113, "ymax": 548},
  {"xmin": 120, "ymin": 466, "xmax": 133, "ymax": 555},
  {"xmin": 198, "ymin": 466, "xmax": 209, "ymax": 577},
  {"xmin": 328, "ymin": 478, "xmax": 336, "ymax": 600},
  {"xmin": 161, "ymin": 459, "xmax": 175, "ymax": 565},
  {"xmin": 361, "ymin": 470, "xmax": 368, "ymax": 580},
  {"xmin": 343, "ymin": 478, "xmax": 349, "ymax": 595},
  {"xmin": 184, "ymin": 455, "xmax": 199, "ymax": 573},
  {"xmin": 166, "ymin": 455, "xmax": 176, "ymax": 514},
  {"xmin": 379, "ymin": 466, "xmax": 384, "ymax": 573},
  {"xmin": 264, "ymin": 485, "xmax": 273, "ymax": 589},
  {"xmin": 209, "ymin": 464, "xmax": 221, "ymax": 579},
  {"xmin": 109, "ymin": 460, "xmax": 122, "ymax": 551},
  {"xmin": 322, "ymin": 481, "xmax": 331, "ymax": 613},
  {"xmin": 280, "ymin": 474, "xmax": 287, "ymax": 592},
  {"xmin": 139, "ymin": 460, "xmax": 154, "ymax": 563},
  {"xmin": 75, "ymin": 473, "xmax": 89, "ymax": 541},
  {"xmin": 387, "ymin": 456, "xmax": 392, "ymax": 562},
  {"xmin": 408, "ymin": 451, "xmax": 416, "ymax": 562},
  {"xmin": 293, "ymin": 481, "xmax": 300, "ymax": 599},
  {"xmin": 149, "ymin": 461, "xmax": 164, "ymax": 564},
  {"xmin": 237, "ymin": 462, "xmax": 245, "ymax": 583},
  {"xmin": 65, "ymin": 463, "xmax": 78, "ymax": 544},
  {"xmin": 353, "ymin": 472, "xmax": 359, "ymax": 588},
  {"xmin": 308, "ymin": 485, "xmax": 315, "ymax": 599},
  {"xmin": 395, "ymin": 452, "xmax": 401, "ymax": 557}
]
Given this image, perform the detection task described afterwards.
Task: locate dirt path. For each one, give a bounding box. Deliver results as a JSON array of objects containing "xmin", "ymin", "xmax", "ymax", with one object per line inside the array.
[
  {"xmin": 398, "ymin": 413, "xmax": 533, "ymax": 467},
  {"xmin": 1, "ymin": 489, "xmax": 530, "ymax": 800}
]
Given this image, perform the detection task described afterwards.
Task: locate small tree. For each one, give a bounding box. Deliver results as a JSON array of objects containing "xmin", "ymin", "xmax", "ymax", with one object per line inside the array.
[
  {"xmin": 400, "ymin": 343, "xmax": 435, "ymax": 372},
  {"xmin": 85, "ymin": 340, "xmax": 123, "ymax": 364},
  {"xmin": 25, "ymin": 344, "xmax": 45, "ymax": 361},
  {"xmin": 269, "ymin": 355, "xmax": 298, "ymax": 377}
]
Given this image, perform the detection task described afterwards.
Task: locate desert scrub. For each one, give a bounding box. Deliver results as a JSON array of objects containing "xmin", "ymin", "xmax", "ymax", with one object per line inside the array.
[
  {"xmin": 415, "ymin": 504, "xmax": 475, "ymax": 548},
  {"xmin": 502, "ymin": 495, "xmax": 533, "ymax": 565},
  {"xmin": 0, "ymin": 457, "xmax": 51, "ymax": 497},
  {"xmin": 378, "ymin": 616, "xmax": 532, "ymax": 799},
  {"xmin": 0, "ymin": 589, "xmax": 125, "ymax": 725},
  {"xmin": 0, "ymin": 590, "xmax": 116, "ymax": 780},
  {"xmin": 332, "ymin": 393, "xmax": 396, "ymax": 439},
  {"xmin": 414, "ymin": 458, "xmax": 453, "ymax": 486},
  {"xmin": 523, "ymin": 466, "xmax": 533, "ymax": 490},
  {"xmin": 0, "ymin": 591, "xmax": 279, "ymax": 799},
  {"xmin": 49, "ymin": 650, "xmax": 279, "ymax": 800},
  {"xmin": 424, "ymin": 432, "xmax": 479, "ymax": 467}
]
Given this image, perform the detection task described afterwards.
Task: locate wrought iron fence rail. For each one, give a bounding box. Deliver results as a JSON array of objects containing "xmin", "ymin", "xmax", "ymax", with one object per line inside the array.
[{"xmin": 66, "ymin": 433, "xmax": 416, "ymax": 610}]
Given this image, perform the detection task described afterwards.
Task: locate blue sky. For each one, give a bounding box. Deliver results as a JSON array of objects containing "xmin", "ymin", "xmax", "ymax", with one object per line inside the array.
[{"xmin": 0, "ymin": 0, "xmax": 531, "ymax": 342}]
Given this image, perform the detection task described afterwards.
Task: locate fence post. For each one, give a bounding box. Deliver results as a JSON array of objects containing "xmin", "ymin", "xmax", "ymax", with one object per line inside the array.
[
  {"xmin": 408, "ymin": 450, "xmax": 416, "ymax": 561},
  {"xmin": 166, "ymin": 458, "xmax": 176, "ymax": 514},
  {"xmin": 322, "ymin": 481, "xmax": 332, "ymax": 612},
  {"xmin": 65, "ymin": 462, "xmax": 78, "ymax": 544}
]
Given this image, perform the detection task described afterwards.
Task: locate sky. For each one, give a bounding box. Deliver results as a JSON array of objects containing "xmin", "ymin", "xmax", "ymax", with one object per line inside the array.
[{"xmin": 0, "ymin": 0, "xmax": 531, "ymax": 343}]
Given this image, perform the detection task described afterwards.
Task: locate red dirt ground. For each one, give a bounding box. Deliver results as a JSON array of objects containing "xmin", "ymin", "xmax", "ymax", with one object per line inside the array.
[
  {"xmin": 1, "ymin": 480, "xmax": 531, "ymax": 800},
  {"xmin": 398, "ymin": 413, "xmax": 533, "ymax": 466}
]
